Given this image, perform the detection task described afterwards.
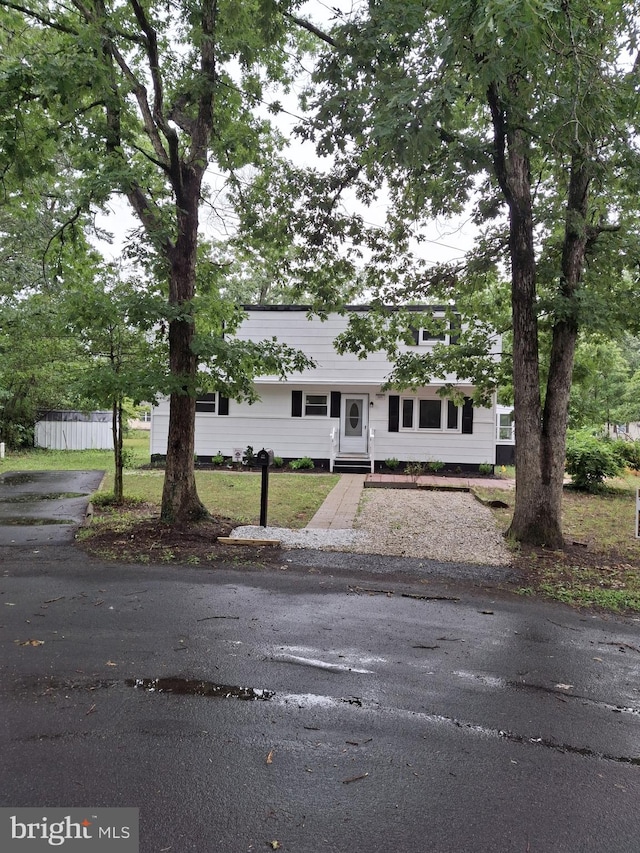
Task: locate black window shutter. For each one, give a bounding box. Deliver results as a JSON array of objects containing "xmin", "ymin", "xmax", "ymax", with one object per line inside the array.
[
  {"xmin": 461, "ymin": 396, "xmax": 474, "ymax": 434},
  {"xmin": 292, "ymin": 390, "xmax": 303, "ymax": 418},
  {"xmin": 218, "ymin": 395, "xmax": 229, "ymax": 416},
  {"xmin": 330, "ymin": 391, "xmax": 341, "ymax": 418},
  {"xmin": 388, "ymin": 395, "xmax": 400, "ymax": 432}
]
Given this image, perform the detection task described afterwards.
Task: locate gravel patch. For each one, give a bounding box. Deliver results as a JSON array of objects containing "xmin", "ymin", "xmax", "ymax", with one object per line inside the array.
[
  {"xmin": 232, "ymin": 488, "xmax": 511, "ymax": 566},
  {"xmin": 350, "ymin": 489, "xmax": 511, "ymax": 565},
  {"xmin": 230, "ymin": 526, "xmax": 369, "ymax": 550}
]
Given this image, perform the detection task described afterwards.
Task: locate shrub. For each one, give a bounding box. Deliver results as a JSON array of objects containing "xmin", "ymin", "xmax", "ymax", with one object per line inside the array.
[
  {"xmin": 426, "ymin": 459, "xmax": 445, "ymax": 473},
  {"xmin": 613, "ymin": 439, "xmax": 640, "ymax": 472},
  {"xmin": 289, "ymin": 456, "xmax": 314, "ymax": 470},
  {"xmin": 212, "ymin": 452, "xmax": 225, "ymax": 466},
  {"xmin": 565, "ymin": 431, "xmax": 623, "ymax": 492},
  {"xmin": 243, "ymin": 445, "xmax": 255, "ymax": 467},
  {"xmin": 273, "ymin": 456, "xmax": 284, "ymax": 468},
  {"xmin": 384, "ymin": 457, "xmax": 400, "ymax": 470},
  {"xmin": 478, "ymin": 463, "xmax": 494, "ymax": 476},
  {"xmin": 404, "ymin": 461, "xmax": 425, "ymax": 477}
]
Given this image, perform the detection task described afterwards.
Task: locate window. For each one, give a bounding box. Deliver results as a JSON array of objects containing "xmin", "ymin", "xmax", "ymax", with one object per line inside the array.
[
  {"xmin": 497, "ymin": 412, "xmax": 514, "ymax": 441},
  {"xmin": 409, "ymin": 313, "xmax": 460, "ymax": 346},
  {"xmin": 419, "ymin": 399, "xmax": 441, "ymax": 429},
  {"xmin": 195, "ymin": 392, "xmax": 229, "ymax": 415},
  {"xmin": 421, "ymin": 328, "xmax": 446, "ymax": 343},
  {"xmin": 402, "ymin": 399, "xmax": 414, "ymax": 429},
  {"xmin": 196, "ymin": 393, "xmax": 217, "ymax": 413},
  {"xmin": 304, "ymin": 394, "xmax": 328, "ymax": 416},
  {"xmin": 447, "ymin": 400, "xmax": 459, "ymax": 430},
  {"xmin": 401, "ymin": 397, "xmax": 460, "ymax": 431}
]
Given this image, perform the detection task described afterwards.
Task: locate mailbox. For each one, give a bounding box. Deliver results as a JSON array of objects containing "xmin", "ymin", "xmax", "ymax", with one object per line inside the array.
[{"xmin": 256, "ymin": 448, "xmax": 274, "ymax": 466}]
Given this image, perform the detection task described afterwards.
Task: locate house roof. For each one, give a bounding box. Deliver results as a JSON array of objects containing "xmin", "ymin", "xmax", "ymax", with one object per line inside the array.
[{"xmin": 242, "ymin": 304, "xmax": 452, "ymax": 313}]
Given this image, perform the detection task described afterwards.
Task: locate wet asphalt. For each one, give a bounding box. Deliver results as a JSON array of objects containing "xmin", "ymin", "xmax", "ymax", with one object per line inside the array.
[
  {"xmin": 1, "ymin": 472, "xmax": 640, "ymax": 852},
  {"xmin": 0, "ymin": 470, "xmax": 105, "ymax": 545}
]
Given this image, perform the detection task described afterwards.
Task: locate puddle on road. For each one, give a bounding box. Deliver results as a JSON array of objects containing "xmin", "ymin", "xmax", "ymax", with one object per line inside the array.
[
  {"xmin": 1, "ymin": 517, "xmax": 73, "ymax": 526},
  {"xmin": 126, "ymin": 677, "xmax": 275, "ymax": 701},
  {"xmin": 0, "ymin": 473, "xmax": 39, "ymax": 485},
  {"xmin": 0, "ymin": 493, "xmax": 85, "ymax": 503}
]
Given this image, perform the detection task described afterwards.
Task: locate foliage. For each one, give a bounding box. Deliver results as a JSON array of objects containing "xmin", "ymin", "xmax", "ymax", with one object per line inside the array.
[
  {"xmin": 211, "ymin": 453, "xmax": 225, "ymax": 466},
  {"xmin": 384, "ymin": 457, "xmax": 400, "ymax": 471},
  {"xmin": 612, "ymin": 440, "xmax": 640, "ymax": 472},
  {"xmin": 243, "ymin": 446, "xmax": 256, "ymax": 467},
  {"xmin": 404, "ymin": 461, "xmax": 425, "ymax": 477},
  {"xmin": 294, "ymin": 0, "xmax": 640, "ymax": 547},
  {"xmin": 289, "ymin": 456, "xmax": 314, "ymax": 470},
  {"xmin": 0, "ymin": 0, "xmax": 318, "ymax": 524},
  {"xmin": 565, "ymin": 431, "xmax": 623, "ymax": 492},
  {"xmin": 569, "ymin": 338, "xmax": 632, "ymax": 429},
  {"xmin": 272, "ymin": 455, "xmax": 284, "ymax": 468},
  {"xmin": 478, "ymin": 463, "xmax": 494, "ymax": 476},
  {"xmin": 426, "ymin": 459, "xmax": 445, "ymax": 473}
]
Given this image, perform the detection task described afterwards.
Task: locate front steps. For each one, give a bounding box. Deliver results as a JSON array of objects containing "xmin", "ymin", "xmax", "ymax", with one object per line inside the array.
[{"xmin": 332, "ymin": 454, "xmax": 372, "ymax": 474}]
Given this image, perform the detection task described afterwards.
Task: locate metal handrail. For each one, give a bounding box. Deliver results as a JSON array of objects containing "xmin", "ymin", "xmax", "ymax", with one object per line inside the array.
[
  {"xmin": 329, "ymin": 427, "xmax": 338, "ymax": 472},
  {"xmin": 369, "ymin": 427, "xmax": 375, "ymax": 474}
]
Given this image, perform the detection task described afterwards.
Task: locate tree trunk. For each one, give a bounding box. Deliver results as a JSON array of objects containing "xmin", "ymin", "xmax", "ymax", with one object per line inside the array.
[
  {"xmin": 502, "ymin": 140, "xmax": 565, "ymax": 547},
  {"xmin": 160, "ymin": 172, "xmax": 208, "ymax": 524},
  {"xmin": 507, "ymin": 154, "xmax": 590, "ymax": 547}
]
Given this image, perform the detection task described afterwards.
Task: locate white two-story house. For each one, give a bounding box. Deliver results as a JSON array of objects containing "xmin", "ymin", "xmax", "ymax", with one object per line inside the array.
[{"xmin": 150, "ymin": 305, "xmax": 506, "ymax": 473}]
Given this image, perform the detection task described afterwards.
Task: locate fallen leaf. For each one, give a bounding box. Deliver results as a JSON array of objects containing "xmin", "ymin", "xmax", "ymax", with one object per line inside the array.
[
  {"xmin": 268, "ymin": 841, "xmax": 281, "ymax": 850},
  {"xmin": 15, "ymin": 639, "xmax": 44, "ymax": 646},
  {"xmin": 105, "ymin": 660, "xmax": 117, "ymax": 667},
  {"xmin": 266, "ymin": 749, "xmax": 274, "ymax": 765},
  {"xmin": 555, "ymin": 683, "xmax": 574, "ymax": 690}
]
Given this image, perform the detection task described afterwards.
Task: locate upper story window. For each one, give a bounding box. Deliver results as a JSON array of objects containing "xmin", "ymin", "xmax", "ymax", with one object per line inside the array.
[
  {"xmin": 421, "ymin": 328, "xmax": 447, "ymax": 343},
  {"xmin": 410, "ymin": 313, "xmax": 459, "ymax": 346}
]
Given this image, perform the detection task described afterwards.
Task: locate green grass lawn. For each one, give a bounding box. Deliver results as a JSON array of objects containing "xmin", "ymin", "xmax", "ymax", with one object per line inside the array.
[{"xmin": 0, "ymin": 432, "xmax": 339, "ymax": 529}]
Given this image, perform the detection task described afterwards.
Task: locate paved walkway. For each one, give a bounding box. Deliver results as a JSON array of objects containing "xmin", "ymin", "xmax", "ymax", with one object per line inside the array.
[
  {"xmin": 306, "ymin": 473, "xmax": 515, "ymax": 530},
  {"xmin": 306, "ymin": 474, "xmax": 366, "ymax": 529}
]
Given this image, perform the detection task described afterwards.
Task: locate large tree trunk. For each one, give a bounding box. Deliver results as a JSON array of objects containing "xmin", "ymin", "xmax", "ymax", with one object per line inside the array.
[
  {"xmin": 501, "ymin": 131, "xmax": 565, "ymax": 547},
  {"xmin": 160, "ymin": 174, "xmax": 208, "ymax": 524},
  {"xmin": 488, "ymin": 76, "xmax": 590, "ymax": 549},
  {"xmin": 507, "ymin": 154, "xmax": 590, "ymax": 547}
]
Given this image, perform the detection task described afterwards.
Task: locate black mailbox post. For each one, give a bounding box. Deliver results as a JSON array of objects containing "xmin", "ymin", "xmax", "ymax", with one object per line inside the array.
[{"xmin": 256, "ymin": 448, "xmax": 274, "ymax": 527}]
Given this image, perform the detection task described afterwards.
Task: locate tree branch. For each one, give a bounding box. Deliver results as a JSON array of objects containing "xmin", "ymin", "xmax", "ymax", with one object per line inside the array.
[
  {"xmin": 285, "ymin": 11, "xmax": 336, "ymax": 47},
  {"xmin": 0, "ymin": 0, "xmax": 77, "ymax": 34}
]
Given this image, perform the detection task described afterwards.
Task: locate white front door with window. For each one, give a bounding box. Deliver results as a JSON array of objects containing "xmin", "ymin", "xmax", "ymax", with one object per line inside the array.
[{"xmin": 340, "ymin": 395, "xmax": 369, "ymax": 453}]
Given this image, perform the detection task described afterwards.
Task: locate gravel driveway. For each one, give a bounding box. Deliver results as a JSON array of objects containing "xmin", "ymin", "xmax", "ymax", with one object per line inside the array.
[
  {"xmin": 349, "ymin": 488, "xmax": 511, "ymax": 565},
  {"xmin": 234, "ymin": 487, "xmax": 512, "ymax": 567}
]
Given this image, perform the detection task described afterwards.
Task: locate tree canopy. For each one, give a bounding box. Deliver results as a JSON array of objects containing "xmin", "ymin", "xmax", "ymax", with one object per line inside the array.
[
  {"xmin": 0, "ymin": 0, "xmax": 318, "ymax": 523},
  {"xmin": 295, "ymin": 0, "xmax": 640, "ymax": 546}
]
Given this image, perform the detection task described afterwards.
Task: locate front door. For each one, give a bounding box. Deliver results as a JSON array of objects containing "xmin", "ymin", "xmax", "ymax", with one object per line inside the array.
[{"xmin": 340, "ymin": 395, "xmax": 369, "ymax": 453}]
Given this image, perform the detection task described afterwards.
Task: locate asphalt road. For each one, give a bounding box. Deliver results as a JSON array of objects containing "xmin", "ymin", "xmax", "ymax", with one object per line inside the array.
[{"xmin": 1, "ymin": 539, "xmax": 640, "ymax": 853}]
